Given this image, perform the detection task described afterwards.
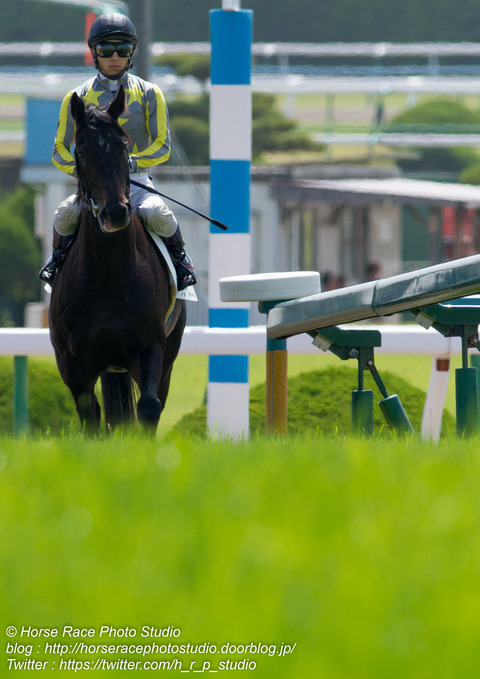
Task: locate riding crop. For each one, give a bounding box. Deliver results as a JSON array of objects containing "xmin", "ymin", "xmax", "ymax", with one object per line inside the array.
[{"xmin": 130, "ymin": 179, "xmax": 229, "ymax": 231}]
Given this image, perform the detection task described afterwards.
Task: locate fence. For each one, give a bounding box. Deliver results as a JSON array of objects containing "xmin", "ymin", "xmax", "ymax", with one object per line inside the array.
[{"xmin": 0, "ymin": 325, "xmax": 462, "ymax": 438}]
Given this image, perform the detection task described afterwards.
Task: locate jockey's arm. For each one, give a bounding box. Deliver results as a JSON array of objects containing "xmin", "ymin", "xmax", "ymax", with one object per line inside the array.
[
  {"xmin": 128, "ymin": 83, "xmax": 171, "ymax": 173},
  {"xmin": 52, "ymin": 91, "xmax": 76, "ymax": 176}
]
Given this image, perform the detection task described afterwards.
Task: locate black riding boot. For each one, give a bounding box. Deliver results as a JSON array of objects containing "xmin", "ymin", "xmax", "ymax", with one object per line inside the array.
[
  {"xmin": 39, "ymin": 233, "xmax": 76, "ymax": 285},
  {"xmin": 162, "ymin": 226, "xmax": 197, "ymax": 291}
]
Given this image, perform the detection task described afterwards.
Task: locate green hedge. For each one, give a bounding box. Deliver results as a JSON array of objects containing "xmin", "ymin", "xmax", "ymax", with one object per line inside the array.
[
  {"xmin": 173, "ymin": 366, "xmax": 455, "ymax": 438},
  {"xmin": 387, "ymin": 99, "xmax": 480, "ymax": 177},
  {"xmin": 0, "ymin": 361, "xmax": 456, "ymax": 438},
  {"xmin": 0, "ymin": 357, "xmax": 76, "ymax": 435}
]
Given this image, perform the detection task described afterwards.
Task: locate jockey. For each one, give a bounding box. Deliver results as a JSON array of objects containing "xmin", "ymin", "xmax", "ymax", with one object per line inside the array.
[{"xmin": 39, "ymin": 12, "xmax": 196, "ymax": 291}]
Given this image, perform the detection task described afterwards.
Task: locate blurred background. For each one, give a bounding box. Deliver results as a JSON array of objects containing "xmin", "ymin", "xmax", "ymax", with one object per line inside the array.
[{"xmin": 4, "ymin": 0, "xmax": 480, "ymax": 326}]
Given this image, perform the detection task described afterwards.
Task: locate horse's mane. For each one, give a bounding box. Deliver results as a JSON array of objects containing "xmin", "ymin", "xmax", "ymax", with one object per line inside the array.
[{"xmin": 82, "ymin": 104, "xmax": 127, "ymax": 135}]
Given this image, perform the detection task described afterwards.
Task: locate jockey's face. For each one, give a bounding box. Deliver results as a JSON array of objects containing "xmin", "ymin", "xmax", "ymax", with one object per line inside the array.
[{"xmin": 94, "ymin": 40, "xmax": 131, "ymax": 79}]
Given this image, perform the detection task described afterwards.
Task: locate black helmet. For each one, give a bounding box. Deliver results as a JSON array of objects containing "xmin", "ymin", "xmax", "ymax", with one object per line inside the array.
[{"xmin": 88, "ymin": 13, "xmax": 137, "ymax": 48}]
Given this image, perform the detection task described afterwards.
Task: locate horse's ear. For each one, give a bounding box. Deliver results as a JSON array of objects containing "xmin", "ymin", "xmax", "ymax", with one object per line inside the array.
[
  {"xmin": 107, "ymin": 85, "xmax": 126, "ymax": 121},
  {"xmin": 70, "ymin": 92, "xmax": 85, "ymax": 125}
]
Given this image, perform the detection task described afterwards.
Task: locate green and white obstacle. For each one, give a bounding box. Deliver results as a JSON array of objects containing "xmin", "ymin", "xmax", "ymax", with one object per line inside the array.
[
  {"xmin": 220, "ymin": 272, "xmax": 321, "ymax": 434},
  {"xmin": 221, "ymin": 254, "xmax": 480, "ymax": 437}
]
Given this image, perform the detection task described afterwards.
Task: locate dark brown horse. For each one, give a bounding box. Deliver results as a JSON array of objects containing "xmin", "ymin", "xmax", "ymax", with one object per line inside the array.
[{"xmin": 49, "ymin": 86, "xmax": 186, "ymax": 434}]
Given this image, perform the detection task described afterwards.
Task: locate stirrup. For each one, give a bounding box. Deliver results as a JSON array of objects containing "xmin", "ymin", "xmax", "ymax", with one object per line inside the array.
[
  {"xmin": 177, "ymin": 271, "xmax": 196, "ymax": 291},
  {"xmin": 39, "ymin": 269, "xmax": 55, "ymax": 284},
  {"xmin": 38, "ymin": 235, "xmax": 75, "ymax": 285},
  {"xmin": 175, "ymin": 264, "xmax": 197, "ymax": 291},
  {"xmin": 172, "ymin": 251, "xmax": 197, "ymax": 291},
  {"xmin": 39, "ymin": 251, "xmax": 62, "ymax": 284}
]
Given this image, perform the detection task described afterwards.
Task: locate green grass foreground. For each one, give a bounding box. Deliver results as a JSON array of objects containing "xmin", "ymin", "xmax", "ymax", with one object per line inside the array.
[{"xmin": 2, "ymin": 435, "xmax": 480, "ymax": 677}]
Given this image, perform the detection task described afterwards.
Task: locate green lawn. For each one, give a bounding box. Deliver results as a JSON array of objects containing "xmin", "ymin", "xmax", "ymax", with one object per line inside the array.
[{"xmin": 2, "ymin": 435, "xmax": 480, "ymax": 677}]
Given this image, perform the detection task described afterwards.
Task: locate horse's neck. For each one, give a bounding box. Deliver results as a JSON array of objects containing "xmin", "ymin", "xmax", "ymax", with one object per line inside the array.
[{"xmin": 79, "ymin": 211, "xmax": 137, "ymax": 277}]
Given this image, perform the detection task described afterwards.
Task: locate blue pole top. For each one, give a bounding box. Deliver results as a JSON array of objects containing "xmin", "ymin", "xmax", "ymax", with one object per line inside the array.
[{"xmin": 210, "ymin": 8, "xmax": 253, "ymax": 85}]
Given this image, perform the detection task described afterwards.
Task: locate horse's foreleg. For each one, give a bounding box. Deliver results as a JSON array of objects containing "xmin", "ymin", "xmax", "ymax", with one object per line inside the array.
[
  {"xmin": 136, "ymin": 344, "xmax": 163, "ymax": 433},
  {"xmin": 158, "ymin": 365, "xmax": 173, "ymax": 414},
  {"xmin": 158, "ymin": 305, "xmax": 186, "ymax": 413},
  {"xmin": 62, "ymin": 354, "xmax": 101, "ymax": 435},
  {"xmin": 75, "ymin": 390, "xmax": 101, "ymax": 435}
]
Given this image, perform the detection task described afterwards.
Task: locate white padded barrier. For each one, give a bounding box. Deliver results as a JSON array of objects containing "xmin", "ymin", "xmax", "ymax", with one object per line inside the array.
[{"xmin": 220, "ymin": 271, "xmax": 321, "ymax": 302}]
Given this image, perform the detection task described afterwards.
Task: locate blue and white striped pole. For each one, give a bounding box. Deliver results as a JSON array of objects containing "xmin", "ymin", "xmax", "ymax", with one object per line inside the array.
[{"xmin": 207, "ymin": 2, "xmax": 253, "ymax": 438}]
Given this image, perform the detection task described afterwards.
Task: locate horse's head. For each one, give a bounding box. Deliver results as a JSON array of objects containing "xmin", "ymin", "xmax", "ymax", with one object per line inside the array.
[{"xmin": 71, "ymin": 86, "xmax": 132, "ymax": 233}]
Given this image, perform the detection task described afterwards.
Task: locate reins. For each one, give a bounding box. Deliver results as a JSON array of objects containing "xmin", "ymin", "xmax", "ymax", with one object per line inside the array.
[{"xmin": 74, "ymin": 148, "xmax": 101, "ymax": 218}]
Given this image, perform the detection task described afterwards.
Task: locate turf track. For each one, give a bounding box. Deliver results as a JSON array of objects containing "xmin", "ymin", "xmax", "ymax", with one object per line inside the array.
[{"xmin": 1, "ymin": 435, "xmax": 480, "ymax": 677}]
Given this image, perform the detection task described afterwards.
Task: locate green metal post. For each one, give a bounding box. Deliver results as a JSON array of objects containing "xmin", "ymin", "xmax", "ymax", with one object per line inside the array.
[
  {"xmin": 13, "ymin": 355, "xmax": 29, "ymax": 436},
  {"xmin": 456, "ymin": 366, "xmax": 479, "ymax": 437},
  {"xmin": 351, "ymin": 389, "xmax": 374, "ymax": 436},
  {"xmin": 469, "ymin": 352, "xmax": 480, "ymax": 429},
  {"xmin": 378, "ymin": 394, "xmax": 415, "ymax": 434}
]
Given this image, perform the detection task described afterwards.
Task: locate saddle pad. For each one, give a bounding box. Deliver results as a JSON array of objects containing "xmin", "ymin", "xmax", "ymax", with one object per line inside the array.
[{"xmin": 147, "ymin": 231, "xmax": 198, "ymax": 303}]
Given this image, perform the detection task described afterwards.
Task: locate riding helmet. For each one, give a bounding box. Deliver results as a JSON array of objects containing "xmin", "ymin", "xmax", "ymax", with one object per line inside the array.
[{"xmin": 88, "ymin": 13, "xmax": 137, "ymax": 48}]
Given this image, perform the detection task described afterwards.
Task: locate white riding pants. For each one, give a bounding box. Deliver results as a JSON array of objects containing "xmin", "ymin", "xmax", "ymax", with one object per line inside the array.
[{"xmin": 53, "ymin": 172, "xmax": 178, "ymax": 238}]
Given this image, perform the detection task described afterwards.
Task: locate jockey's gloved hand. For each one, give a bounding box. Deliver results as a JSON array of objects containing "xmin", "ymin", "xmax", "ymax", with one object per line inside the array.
[{"xmin": 128, "ymin": 156, "xmax": 137, "ymax": 173}]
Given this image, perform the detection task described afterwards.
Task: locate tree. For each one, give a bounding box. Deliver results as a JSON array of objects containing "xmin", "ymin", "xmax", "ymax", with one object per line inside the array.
[
  {"xmin": 387, "ymin": 98, "xmax": 480, "ymax": 177},
  {"xmin": 157, "ymin": 54, "xmax": 211, "ymax": 85},
  {"xmin": 460, "ymin": 163, "xmax": 480, "ymax": 185},
  {"xmin": 158, "ymin": 54, "xmax": 323, "ymax": 165},
  {"xmin": 252, "ymin": 93, "xmax": 321, "ymax": 159},
  {"xmin": 0, "ymin": 188, "xmax": 41, "ymax": 326}
]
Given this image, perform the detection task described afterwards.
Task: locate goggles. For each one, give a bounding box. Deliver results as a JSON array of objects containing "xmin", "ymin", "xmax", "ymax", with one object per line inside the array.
[{"xmin": 94, "ymin": 41, "xmax": 135, "ymax": 58}]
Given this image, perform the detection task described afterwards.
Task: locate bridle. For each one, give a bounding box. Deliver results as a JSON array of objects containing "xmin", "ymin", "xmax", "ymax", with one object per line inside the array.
[{"xmin": 74, "ymin": 134, "xmax": 131, "ymax": 226}]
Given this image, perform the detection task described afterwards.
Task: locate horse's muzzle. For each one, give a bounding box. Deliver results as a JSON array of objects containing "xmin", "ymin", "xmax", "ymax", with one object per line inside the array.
[{"xmin": 98, "ymin": 201, "xmax": 132, "ymax": 233}]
